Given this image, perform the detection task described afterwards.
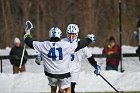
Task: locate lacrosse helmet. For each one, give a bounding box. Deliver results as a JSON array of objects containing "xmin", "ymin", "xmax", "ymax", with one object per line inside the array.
[
  {"xmin": 66, "ymin": 24, "xmax": 79, "ymax": 42},
  {"xmin": 49, "ymin": 27, "xmax": 62, "ymax": 39}
]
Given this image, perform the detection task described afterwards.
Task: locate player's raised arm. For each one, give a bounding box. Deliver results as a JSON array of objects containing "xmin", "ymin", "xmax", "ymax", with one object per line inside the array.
[
  {"xmin": 75, "ymin": 34, "xmax": 96, "ymax": 52},
  {"xmin": 74, "ymin": 34, "xmax": 101, "ymax": 76}
]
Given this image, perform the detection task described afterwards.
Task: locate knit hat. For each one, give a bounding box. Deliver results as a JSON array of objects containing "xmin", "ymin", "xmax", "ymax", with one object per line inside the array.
[
  {"xmin": 109, "ymin": 36, "xmax": 115, "ymax": 42},
  {"xmin": 14, "ymin": 37, "xmax": 20, "ymax": 43}
]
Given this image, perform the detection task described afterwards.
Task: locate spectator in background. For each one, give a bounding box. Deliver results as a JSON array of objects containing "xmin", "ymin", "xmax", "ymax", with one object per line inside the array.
[
  {"xmin": 9, "ymin": 37, "xmax": 28, "ymax": 74},
  {"xmin": 102, "ymin": 36, "xmax": 120, "ymax": 71}
]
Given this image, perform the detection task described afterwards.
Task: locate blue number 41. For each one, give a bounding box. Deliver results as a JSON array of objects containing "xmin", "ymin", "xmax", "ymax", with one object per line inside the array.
[{"xmin": 48, "ymin": 47, "xmax": 63, "ymax": 61}]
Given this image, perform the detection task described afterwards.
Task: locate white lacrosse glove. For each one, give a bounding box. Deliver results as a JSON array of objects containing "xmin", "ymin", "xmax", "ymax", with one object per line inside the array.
[
  {"xmin": 86, "ymin": 34, "xmax": 96, "ymax": 43},
  {"xmin": 25, "ymin": 20, "xmax": 33, "ymax": 34}
]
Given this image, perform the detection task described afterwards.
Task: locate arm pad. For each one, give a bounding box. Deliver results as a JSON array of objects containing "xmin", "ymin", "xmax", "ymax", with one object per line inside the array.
[
  {"xmin": 75, "ymin": 38, "xmax": 92, "ymax": 52},
  {"xmin": 87, "ymin": 55, "xmax": 97, "ymax": 68}
]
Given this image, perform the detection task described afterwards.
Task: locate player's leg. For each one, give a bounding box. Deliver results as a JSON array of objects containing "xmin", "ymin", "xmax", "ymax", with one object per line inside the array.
[
  {"xmin": 64, "ymin": 87, "xmax": 71, "ymax": 93},
  {"xmin": 71, "ymin": 82, "xmax": 76, "ymax": 93},
  {"xmin": 51, "ymin": 86, "xmax": 57, "ymax": 93},
  {"xmin": 59, "ymin": 77, "xmax": 71, "ymax": 93},
  {"xmin": 70, "ymin": 72, "xmax": 79, "ymax": 93},
  {"xmin": 47, "ymin": 77, "xmax": 58, "ymax": 93},
  {"xmin": 58, "ymin": 88, "xmax": 64, "ymax": 93},
  {"xmin": 58, "ymin": 86, "xmax": 70, "ymax": 93}
]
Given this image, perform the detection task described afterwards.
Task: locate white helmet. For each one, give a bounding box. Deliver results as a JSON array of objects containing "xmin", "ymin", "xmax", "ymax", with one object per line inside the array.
[
  {"xmin": 49, "ymin": 27, "xmax": 62, "ymax": 39},
  {"xmin": 67, "ymin": 24, "xmax": 79, "ymax": 36}
]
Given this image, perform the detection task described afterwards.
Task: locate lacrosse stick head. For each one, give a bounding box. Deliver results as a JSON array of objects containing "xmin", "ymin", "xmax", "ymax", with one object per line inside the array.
[{"xmin": 25, "ymin": 20, "xmax": 33, "ymax": 34}]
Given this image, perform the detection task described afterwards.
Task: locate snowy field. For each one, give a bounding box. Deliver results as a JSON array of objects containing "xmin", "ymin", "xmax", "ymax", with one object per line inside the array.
[{"xmin": 0, "ymin": 45, "xmax": 140, "ymax": 92}]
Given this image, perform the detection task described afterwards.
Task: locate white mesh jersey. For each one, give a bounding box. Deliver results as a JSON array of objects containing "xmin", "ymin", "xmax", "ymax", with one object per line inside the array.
[
  {"xmin": 61, "ymin": 38, "xmax": 92, "ymax": 73},
  {"xmin": 33, "ymin": 40, "xmax": 77, "ymax": 74}
]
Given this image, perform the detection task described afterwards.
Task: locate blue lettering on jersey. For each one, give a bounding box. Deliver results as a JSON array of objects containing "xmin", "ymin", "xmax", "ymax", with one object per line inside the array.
[
  {"xmin": 71, "ymin": 54, "xmax": 75, "ymax": 61},
  {"xmin": 48, "ymin": 47, "xmax": 63, "ymax": 61},
  {"xmin": 56, "ymin": 48, "xmax": 63, "ymax": 60},
  {"xmin": 48, "ymin": 48, "xmax": 56, "ymax": 61}
]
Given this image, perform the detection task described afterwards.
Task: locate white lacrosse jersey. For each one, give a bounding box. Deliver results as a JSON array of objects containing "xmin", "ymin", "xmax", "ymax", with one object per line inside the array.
[
  {"xmin": 33, "ymin": 40, "xmax": 78, "ymax": 74},
  {"xmin": 61, "ymin": 38, "xmax": 92, "ymax": 73}
]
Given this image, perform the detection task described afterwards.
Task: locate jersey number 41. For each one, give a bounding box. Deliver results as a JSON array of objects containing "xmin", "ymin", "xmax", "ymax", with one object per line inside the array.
[{"xmin": 48, "ymin": 47, "xmax": 63, "ymax": 61}]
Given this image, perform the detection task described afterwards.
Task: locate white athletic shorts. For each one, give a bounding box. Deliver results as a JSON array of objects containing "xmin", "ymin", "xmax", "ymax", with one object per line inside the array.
[
  {"xmin": 48, "ymin": 77, "xmax": 71, "ymax": 89},
  {"xmin": 70, "ymin": 72, "xmax": 79, "ymax": 84}
]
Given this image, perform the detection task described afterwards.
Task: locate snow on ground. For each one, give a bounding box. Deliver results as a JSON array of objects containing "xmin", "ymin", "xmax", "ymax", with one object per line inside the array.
[{"xmin": 0, "ymin": 45, "xmax": 140, "ymax": 92}]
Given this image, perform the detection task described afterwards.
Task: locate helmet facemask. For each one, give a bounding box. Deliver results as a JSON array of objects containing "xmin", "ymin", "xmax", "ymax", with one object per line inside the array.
[
  {"xmin": 49, "ymin": 27, "xmax": 62, "ymax": 38},
  {"xmin": 49, "ymin": 27, "xmax": 62, "ymax": 42},
  {"xmin": 67, "ymin": 33, "xmax": 78, "ymax": 43}
]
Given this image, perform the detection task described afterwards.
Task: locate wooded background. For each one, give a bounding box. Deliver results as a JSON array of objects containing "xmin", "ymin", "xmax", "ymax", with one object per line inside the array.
[{"xmin": 0, "ymin": 0, "xmax": 140, "ymax": 48}]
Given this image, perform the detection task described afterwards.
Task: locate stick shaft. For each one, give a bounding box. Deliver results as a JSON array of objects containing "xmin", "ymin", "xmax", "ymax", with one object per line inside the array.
[
  {"xmin": 19, "ymin": 44, "xmax": 26, "ymax": 69},
  {"xmin": 99, "ymin": 74, "xmax": 119, "ymax": 92}
]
